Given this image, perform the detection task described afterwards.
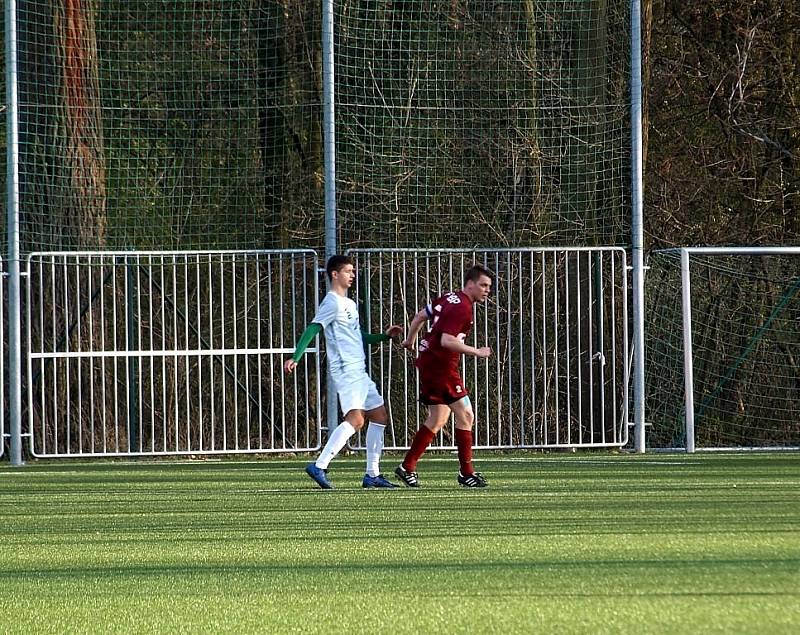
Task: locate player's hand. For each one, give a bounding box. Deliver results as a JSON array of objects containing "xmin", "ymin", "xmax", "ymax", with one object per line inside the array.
[
  {"xmin": 475, "ymin": 346, "xmax": 492, "ymax": 359},
  {"xmin": 385, "ymin": 324, "xmax": 403, "ymax": 338},
  {"xmin": 401, "ymin": 337, "xmax": 415, "ymax": 350},
  {"xmin": 283, "ymin": 359, "xmax": 297, "ymax": 374}
]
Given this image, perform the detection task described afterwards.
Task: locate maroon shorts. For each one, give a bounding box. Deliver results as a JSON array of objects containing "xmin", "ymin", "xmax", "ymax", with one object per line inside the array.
[{"xmin": 418, "ymin": 365, "xmax": 470, "ymax": 406}]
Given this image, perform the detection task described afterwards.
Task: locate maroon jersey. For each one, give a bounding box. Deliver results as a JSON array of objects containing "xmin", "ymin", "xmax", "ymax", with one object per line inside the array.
[{"xmin": 417, "ymin": 290, "xmax": 474, "ymax": 374}]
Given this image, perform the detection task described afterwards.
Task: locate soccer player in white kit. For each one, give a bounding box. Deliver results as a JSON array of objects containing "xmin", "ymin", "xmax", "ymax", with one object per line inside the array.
[{"xmin": 284, "ymin": 255, "xmax": 402, "ymax": 489}]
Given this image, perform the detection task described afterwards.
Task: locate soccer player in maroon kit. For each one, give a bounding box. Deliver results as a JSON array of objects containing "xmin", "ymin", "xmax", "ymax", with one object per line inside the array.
[{"xmin": 395, "ymin": 264, "xmax": 493, "ymax": 488}]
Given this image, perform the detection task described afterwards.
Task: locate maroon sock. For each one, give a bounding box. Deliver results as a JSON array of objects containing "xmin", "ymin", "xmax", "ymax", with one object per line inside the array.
[
  {"xmin": 403, "ymin": 426, "xmax": 436, "ymax": 471},
  {"xmin": 455, "ymin": 428, "xmax": 474, "ymax": 475}
]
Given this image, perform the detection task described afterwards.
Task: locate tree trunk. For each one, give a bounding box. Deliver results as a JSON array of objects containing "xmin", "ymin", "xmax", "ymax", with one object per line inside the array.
[{"xmin": 54, "ymin": 0, "xmax": 107, "ymax": 248}]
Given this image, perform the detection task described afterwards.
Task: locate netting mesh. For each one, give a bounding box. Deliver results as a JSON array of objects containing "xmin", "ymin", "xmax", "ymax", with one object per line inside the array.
[
  {"xmin": 15, "ymin": 0, "xmax": 323, "ymax": 253},
  {"xmin": 646, "ymin": 251, "xmax": 800, "ymax": 448},
  {"xmin": 335, "ymin": 0, "xmax": 631, "ymax": 249},
  {"xmin": 7, "ymin": 0, "xmax": 629, "ymax": 254}
]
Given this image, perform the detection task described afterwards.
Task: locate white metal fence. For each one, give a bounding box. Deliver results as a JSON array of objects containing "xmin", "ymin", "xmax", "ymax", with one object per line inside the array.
[
  {"xmin": 18, "ymin": 247, "xmax": 630, "ymax": 458},
  {"xmin": 25, "ymin": 250, "xmax": 322, "ymax": 457},
  {"xmin": 348, "ymin": 248, "xmax": 630, "ymax": 449}
]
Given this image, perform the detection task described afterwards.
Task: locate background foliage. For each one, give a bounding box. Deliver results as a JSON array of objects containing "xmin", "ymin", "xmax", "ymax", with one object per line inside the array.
[
  {"xmin": 1, "ymin": 1, "xmax": 797, "ymax": 252},
  {"xmin": 645, "ymin": 0, "xmax": 799, "ymax": 247}
]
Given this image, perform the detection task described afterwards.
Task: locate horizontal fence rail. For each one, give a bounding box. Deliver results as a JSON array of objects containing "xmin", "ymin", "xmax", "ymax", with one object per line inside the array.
[
  {"xmin": 25, "ymin": 250, "xmax": 322, "ymax": 457},
  {"xmin": 348, "ymin": 248, "xmax": 630, "ymax": 450}
]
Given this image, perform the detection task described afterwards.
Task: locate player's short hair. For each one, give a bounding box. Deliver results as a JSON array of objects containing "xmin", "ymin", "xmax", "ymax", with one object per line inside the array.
[
  {"xmin": 464, "ymin": 263, "xmax": 494, "ymax": 284},
  {"xmin": 325, "ymin": 255, "xmax": 354, "ymax": 281}
]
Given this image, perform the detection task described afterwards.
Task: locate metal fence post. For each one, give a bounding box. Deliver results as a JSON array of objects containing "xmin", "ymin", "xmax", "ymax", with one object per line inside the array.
[
  {"xmin": 322, "ymin": 0, "xmax": 338, "ymax": 435},
  {"xmin": 679, "ymin": 250, "xmax": 696, "ymax": 453},
  {"xmin": 630, "ymin": 0, "xmax": 646, "ymax": 453},
  {"xmin": 5, "ymin": 0, "xmax": 24, "ymax": 465}
]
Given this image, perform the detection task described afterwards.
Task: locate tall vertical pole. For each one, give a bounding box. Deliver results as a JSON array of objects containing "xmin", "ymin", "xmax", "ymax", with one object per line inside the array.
[
  {"xmin": 680, "ymin": 250, "xmax": 695, "ymax": 453},
  {"xmin": 630, "ymin": 0, "xmax": 646, "ymax": 453},
  {"xmin": 322, "ymin": 0, "xmax": 336, "ymax": 260},
  {"xmin": 6, "ymin": 0, "xmax": 24, "ymax": 465},
  {"xmin": 321, "ymin": 0, "xmax": 338, "ymax": 433}
]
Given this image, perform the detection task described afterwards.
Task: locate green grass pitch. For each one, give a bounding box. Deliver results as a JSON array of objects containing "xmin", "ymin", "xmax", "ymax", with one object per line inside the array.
[{"xmin": 0, "ymin": 452, "xmax": 798, "ymax": 634}]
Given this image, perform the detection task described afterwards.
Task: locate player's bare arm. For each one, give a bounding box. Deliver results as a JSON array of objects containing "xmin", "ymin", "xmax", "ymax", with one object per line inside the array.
[
  {"xmin": 402, "ymin": 308, "xmax": 429, "ymax": 349},
  {"xmin": 440, "ymin": 332, "xmax": 492, "ymax": 358}
]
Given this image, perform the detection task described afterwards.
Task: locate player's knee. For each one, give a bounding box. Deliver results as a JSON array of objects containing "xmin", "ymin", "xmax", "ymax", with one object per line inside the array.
[
  {"xmin": 453, "ymin": 396, "xmax": 475, "ymax": 428},
  {"xmin": 426, "ymin": 417, "xmax": 448, "ymax": 434},
  {"xmin": 370, "ymin": 406, "xmax": 388, "ymax": 424},
  {"xmin": 346, "ymin": 411, "xmax": 366, "ymax": 431},
  {"xmin": 459, "ymin": 410, "xmax": 475, "ymax": 428}
]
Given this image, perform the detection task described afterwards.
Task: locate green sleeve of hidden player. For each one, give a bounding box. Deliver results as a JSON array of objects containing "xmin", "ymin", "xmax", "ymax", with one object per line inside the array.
[
  {"xmin": 290, "ymin": 323, "xmax": 323, "ymax": 363},
  {"xmin": 361, "ymin": 330, "xmax": 391, "ymax": 345}
]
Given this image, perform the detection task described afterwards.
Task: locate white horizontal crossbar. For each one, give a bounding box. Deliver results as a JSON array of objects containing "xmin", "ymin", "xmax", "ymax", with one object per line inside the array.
[{"xmin": 30, "ymin": 347, "xmax": 312, "ymax": 359}]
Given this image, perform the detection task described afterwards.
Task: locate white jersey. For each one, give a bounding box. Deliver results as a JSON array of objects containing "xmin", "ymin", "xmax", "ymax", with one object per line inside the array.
[{"xmin": 313, "ymin": 291, "xmax": 365, "ymax": 374}]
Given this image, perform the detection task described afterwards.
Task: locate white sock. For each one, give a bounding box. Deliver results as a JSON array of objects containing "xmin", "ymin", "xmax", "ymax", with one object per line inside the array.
[
  {"xmin": 315, "ymin": 421, "xmax": 356, "ymax": 470},
  {"xmin": 365, "ymin": 422, "xmax": 385, "ymax": 477}
]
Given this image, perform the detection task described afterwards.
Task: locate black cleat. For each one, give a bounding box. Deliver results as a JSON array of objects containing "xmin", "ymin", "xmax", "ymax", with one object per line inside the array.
[
  {"xmin": 458, "ymin": 471, "xmax": 488, "ymax": 488},
  {"xmin": 394, "ymin": 464, "xmax": 420, "ymax": 487}
]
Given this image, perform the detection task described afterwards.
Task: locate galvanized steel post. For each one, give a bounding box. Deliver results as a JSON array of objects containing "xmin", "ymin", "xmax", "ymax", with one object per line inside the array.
[
  {"xmin": 630, "ymin": 0, "xmax": 647, "ymax": 453},
  {"xmin": 321, "ymin": 0, "xmax": 338, "ymax": 433},
  {"xmin": 5, "ymin": 0, "xmax": 23, "ymax": 465},
  {"xmin": 680, "ymin": 249, "xmax": 696, "ymax": 453}
]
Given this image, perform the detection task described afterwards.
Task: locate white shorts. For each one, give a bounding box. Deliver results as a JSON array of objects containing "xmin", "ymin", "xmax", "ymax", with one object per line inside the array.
[{"xmin": 334, "ymin": 371, "xmax": 384, "ymax": 415}]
